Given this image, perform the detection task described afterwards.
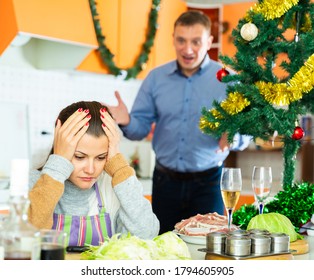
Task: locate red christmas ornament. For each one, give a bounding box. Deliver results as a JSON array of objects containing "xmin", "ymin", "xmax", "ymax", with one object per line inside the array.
[
  {"xmin": 216, "ymin": 67, "xmax": 230, "ymax": 82},
  {"xmin": 291, "ymin": 126, "xmax": 304, "ymax": 140}
]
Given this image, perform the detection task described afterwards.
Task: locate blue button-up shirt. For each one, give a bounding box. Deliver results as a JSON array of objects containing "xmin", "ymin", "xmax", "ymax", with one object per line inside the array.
[{"xmin": 121, "ymin": 55, "xmax": 251, "ymax": 172}]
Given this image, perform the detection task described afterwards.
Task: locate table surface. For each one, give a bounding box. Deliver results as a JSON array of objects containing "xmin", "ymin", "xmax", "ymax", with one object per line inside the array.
[{"xmin": 65, "ymin": 235, "xmax": 313, "ymax": 260}]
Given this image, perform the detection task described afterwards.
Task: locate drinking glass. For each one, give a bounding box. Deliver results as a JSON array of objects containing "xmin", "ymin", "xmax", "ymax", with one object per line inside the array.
[
  {"xmin": 40, "ymin": 229, "xmax": 67, "ymax": 260},
  {"xmin": 220, "ymin": 168, "xmax": 242, "ymax": 231},
  {"xmin": 252, "ymin": 166, "xmax": 272, "ymax": 214}
]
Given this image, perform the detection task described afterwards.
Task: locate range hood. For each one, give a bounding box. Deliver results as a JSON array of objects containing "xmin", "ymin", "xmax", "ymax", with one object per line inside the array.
[{"xmin": 0, "ymin": 0, "xmax": 98, "ymax": 69}]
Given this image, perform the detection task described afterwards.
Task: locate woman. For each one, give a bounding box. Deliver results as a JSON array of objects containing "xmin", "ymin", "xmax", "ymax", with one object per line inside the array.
[{"xmin": 28, "ymin": 101, "xmax": 159, "ymax": 246}]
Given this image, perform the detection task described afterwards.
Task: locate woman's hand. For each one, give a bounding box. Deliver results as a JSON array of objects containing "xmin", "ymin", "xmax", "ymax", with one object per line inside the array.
[
  {"xmin": 100, "ymin": 108, "xmax": 120, "ymax": 160},
  {"xmin": 53, "ymin": 108, "xmax": 91, "ymax": 161}
]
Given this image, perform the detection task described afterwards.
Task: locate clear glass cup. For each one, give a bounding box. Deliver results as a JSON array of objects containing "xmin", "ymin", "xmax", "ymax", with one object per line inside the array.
[
  {"xmin": 220, "ymin": 168, "xmax": 242, "ymax": 231},
  {"xmin": 40, "ymin": 229, "xmax": 68, "ymax": 260},
  {"xmin": 252, "ymin": 166, "xmax": 272, "ymax": 214}
]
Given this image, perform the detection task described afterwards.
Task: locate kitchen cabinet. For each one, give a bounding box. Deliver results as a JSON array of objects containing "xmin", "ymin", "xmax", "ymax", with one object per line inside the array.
[
  {"xmin": 0, "ymin": 0, "xmax": 98, "ymax": 69},
  {"xmin": 77, "ymin": 0, "xmax": 187, "ymax": 79}
]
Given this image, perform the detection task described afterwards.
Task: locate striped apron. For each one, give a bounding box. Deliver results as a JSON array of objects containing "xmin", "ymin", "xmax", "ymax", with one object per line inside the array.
[{"xmin": 52, "ymin": 182, "xmax": 112, "ymax": 246}]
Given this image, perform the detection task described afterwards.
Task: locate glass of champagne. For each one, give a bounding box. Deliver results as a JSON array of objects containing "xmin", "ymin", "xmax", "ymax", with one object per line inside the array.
[
  {"xmin": 220, "ymin": 168, "xmax": 242, "ymax": 231},
  {"xmin": 252, "ymin": 166, "xmax": 272, "ymax": 214}
]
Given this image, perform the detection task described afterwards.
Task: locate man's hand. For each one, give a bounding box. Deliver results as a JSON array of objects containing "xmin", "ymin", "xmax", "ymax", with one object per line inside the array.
[
  {"xmin": 217, "ymin": 133, "xmax": 231, "ymax": 153},
  {"xmin": 106, "ymin": 91, "xmax": 130, "ymax": 126}
]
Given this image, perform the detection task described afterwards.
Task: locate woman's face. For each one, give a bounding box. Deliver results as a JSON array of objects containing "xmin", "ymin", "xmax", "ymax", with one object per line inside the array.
[{"xmin": 69, "ymin": 133, "xmax": 109, "ymax": 189}]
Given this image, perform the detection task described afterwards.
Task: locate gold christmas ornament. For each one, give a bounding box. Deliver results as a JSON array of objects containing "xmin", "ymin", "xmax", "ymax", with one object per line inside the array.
[{"xmin": 240, "ymin": 23, "xmax": 258, "ymax": 41}]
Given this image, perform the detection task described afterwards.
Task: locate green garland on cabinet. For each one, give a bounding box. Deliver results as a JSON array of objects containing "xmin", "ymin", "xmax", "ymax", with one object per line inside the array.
[{"xmin": 89, "ymin": 0, "xmax": 161, "ymax": 80}]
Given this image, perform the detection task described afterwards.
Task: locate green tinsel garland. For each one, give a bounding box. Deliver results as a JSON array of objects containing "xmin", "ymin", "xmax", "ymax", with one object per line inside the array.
[
  {"xmin": 89, "ymin": 0, "xmax": 161, "ymax": 80},
  {"xmin": 233, "ymin": 182, "xmax": 314, "ymax": 232}
]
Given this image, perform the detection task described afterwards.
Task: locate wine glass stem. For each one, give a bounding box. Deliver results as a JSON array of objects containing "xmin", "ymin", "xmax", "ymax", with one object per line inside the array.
[
  {"xmin": 259, "ymin": 202, "xmax": 264, "ymax": 214},
  {"xmin": 227, "ymin": 208, "xmax": 233, "ymax": 230}
]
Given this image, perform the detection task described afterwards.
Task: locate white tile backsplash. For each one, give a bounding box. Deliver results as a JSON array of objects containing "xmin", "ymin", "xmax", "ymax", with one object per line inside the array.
[{"xmin": 0, "ymin": 65, "xmax": 142, "ymax": 171}]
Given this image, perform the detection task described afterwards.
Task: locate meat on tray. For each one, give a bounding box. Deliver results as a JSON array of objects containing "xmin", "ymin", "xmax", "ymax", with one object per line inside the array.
[{"xmin": 174, "ymin": 212, "xmax": 239, "ymax": 236}]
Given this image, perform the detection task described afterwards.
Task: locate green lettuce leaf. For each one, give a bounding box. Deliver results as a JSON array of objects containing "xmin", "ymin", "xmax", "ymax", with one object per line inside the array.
[
  {"xmin": 81, "ymin": 231, "xmax": 191, "ymax": 260},
  {"xmin": 247, "ymin": 213, "xmax": 303, "ymax": 242}
]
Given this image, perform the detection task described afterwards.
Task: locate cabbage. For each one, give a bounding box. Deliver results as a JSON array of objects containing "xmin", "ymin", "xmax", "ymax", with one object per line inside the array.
[
  {"xmin": 153, "ymin": 231, "xmax": 191, "ymax": 260},
  {"xmin": 81, "ymin": 231, "xmax": 191, "ymax": 260},
  {"xmin": 247, "ymin": 213, "xmax": 303, "ymax": 242}
]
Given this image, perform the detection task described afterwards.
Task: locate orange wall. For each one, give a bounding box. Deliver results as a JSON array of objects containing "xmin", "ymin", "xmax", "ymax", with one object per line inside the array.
[
  {"xmin": 221, "ymin": 1, "xmax": 311, "ymax": 79},
  {"xmin": 222, "ymin": 2, "xmax": 255, "ymax": 58}
]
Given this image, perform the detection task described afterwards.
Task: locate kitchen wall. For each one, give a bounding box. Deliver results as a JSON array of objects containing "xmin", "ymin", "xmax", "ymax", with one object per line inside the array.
[
  {"xmin": 0, "ymin": 64, "xmax": 157, "ymax": 175},
  {"xmin": 0, "ymin": 63, "xmax": 307, "ymax": 196}
]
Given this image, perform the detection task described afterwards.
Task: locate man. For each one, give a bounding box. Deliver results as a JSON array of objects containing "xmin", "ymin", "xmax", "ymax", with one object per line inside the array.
[{"xmin": 108, "ymin": 10, "xmax": 251, "ymax": 234}]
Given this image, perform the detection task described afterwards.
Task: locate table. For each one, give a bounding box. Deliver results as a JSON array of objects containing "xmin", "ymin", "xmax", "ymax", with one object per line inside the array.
[{"xmin": 65, "ymin": 235, "xmax": 314, "ymax": 260}]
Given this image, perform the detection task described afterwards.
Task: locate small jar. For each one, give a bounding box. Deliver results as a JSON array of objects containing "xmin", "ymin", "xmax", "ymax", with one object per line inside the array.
[
  {"xmin": 227, "ymin": 229, "xmax": 250, "ymax": 237},
  {"xmin": 225, "ymin": 236, "xmax": 251, "ymax": 257},
  {"xmin": 270, "ymin": 233, "xmax": 290, "ymax": 253},
  {"xmin": 206, "ymin": 232, "xmax": 227, "ymax": 254},
  {"xmin": 251, "ymin": 235, "xmax": 271, "ymax": 255},
  {"xmin": 248, "ymin": 229, "xmax": 271, "ymax": 236}
]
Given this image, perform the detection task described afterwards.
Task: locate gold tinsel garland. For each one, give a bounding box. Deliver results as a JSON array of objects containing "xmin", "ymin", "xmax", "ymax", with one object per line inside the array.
[
  {"xmin": 199, "ymin": 93, "xmax": 250, "ymax": 130},
  {"xmin": 250, "ymin": 0, "xmax": 300, "ymax": 20},
  {"xmin": 221, "ymin": 92, "xmax": 251, "ymax": 115},
  {"xmin": 200, "ymin": 109, "xmax": 221, "ymax": 130},
  {"xmin": 200, "ymin": 53, "xmax": 314, "ymax": 130},
  {"xmin": 258, "ymin": 53, "xmax": 314, "ymax": 105}
]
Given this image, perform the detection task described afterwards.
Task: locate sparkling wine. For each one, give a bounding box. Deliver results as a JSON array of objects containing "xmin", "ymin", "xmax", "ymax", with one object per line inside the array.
[
  {"xmin": 221, "ymin": 190, "xmax": 240, "ymax": 209},
  {"xmin": 41, "ymin": 244, "xmax": 65, "ymax": 260}
]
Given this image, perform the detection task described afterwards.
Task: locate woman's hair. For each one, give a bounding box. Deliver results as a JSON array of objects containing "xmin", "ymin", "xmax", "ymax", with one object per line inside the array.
[
  {"xmin": 57, "ymin": 101, "xmax": 110, "ymax": 137},
  {"xmin": 174, "ymin": 10, "xmax": 211, "ymax": 32},
  {"xmin": 39, "ymin": 101, "xmax": 110, "ymax": 170}
]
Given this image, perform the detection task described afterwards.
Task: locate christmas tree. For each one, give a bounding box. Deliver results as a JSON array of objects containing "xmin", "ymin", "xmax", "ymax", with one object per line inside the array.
[{"xmin": 200, "ymin": 0, "xmax": 314, "ymax": 189}]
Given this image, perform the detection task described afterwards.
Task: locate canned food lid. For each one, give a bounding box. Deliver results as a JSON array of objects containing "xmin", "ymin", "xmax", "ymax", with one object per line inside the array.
[
  {"xmin": 228, "ymin": 230, "xmax": 249, "ymax": 236},
  {"xmin": 270, "ymin": 233, "xmax": 290, "ymax": 241},
  {"xmin": 207, "ymin": 232, "xmax": 227, "ymax": 240},
  {"xmin": 251, "ymin": 235, "xmax": 271, "ymax": 244},
  {"xmin": 226, "ymin": 236, "xmax": 251, "ymax": 245},
  {"xmin": 248, "ymin": 229, "xmax": 270, "ymax": 235}
]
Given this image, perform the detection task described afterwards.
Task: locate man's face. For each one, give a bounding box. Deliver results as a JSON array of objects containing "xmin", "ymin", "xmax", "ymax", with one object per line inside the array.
[{"xmin": 173, "ymin": 23, "xmax": 213, "ymax": 77}]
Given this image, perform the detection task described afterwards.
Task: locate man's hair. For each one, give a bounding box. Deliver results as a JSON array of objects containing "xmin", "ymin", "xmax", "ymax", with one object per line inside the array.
[{"xmin": 174, "ymin": 10, "xmax": 211, "ymax": 32}]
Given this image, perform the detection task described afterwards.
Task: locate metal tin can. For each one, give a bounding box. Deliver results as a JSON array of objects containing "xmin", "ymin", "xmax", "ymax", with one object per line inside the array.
[
  {"xmin": 248, "ymin": 229, "xmax": 271, "ymax": 236},
  {"xmin": 206, "ymin": 232, "xmax": 227, "ymax": 254},
  {"xmin": 251, "ymin": 235, "xmax": 271, "ymax": 255},
  {"xmin": 270, "ymin": 233, "xmax": 290, "ymax": 253},
  {"xmin": 227, "ymin": 229, "xmax": 250, "ymax": 237},
  {"xmin": 225, "ymin": 236, "xmax": 251, "ymax": 257}
]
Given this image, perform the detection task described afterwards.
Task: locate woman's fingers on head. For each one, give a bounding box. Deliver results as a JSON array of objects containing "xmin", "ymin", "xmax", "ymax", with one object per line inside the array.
[
  {"xmin": 60, "ymin": 108, "xmax": 90, "ymax": 135},
  {"xmin": 61, "ymin": 108, "xmax": 90, "ymax": 129}
]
